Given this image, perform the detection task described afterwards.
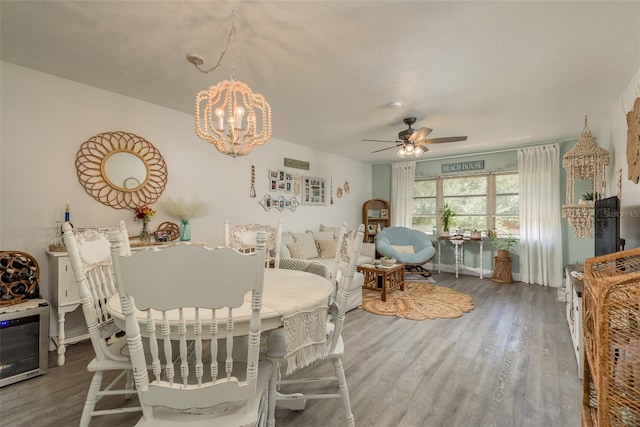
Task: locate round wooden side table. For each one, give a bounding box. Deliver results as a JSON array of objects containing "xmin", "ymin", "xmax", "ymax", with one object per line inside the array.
[{"xmin": 492, "ymin": 256, "xmax": 514, "ymax": 283}]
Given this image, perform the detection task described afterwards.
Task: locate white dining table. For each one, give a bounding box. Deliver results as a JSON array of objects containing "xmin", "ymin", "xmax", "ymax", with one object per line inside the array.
[{"xmin": 106, "ymin": 268, "xmax": 333, "ymax": 340}]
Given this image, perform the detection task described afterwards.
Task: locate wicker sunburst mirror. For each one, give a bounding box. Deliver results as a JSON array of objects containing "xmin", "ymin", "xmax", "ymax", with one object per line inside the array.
[{"xmin": 76, "ymin": 131, "xmax": 168, "ymax": 209}]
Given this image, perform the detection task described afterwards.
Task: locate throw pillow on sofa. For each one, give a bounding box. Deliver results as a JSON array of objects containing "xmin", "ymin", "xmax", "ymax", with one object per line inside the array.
[
  {"xmin": 319, "ymin": 224, "xmax": 342, "ymax": 239},
  {"xmin": 286, "ymin": 242, "xmax": 305, "ymax": 259},
  {"xmin": 280, "ymin": 232, "xmax": 296, "ymax": 258},
  {"xmin": 311, "ymin": 230, "xmax": 334, "ymax": 242},
  {"xmin": 292, "ymin": 232, "xmax": 319, "ymax": 259},
  {"xmin": 317, "ymin": 239, "xmax": 338, "ymax": 258}
]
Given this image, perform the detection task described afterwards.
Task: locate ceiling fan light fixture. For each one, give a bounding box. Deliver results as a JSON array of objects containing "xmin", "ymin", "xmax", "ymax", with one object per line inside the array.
[{"xmin": 367, "ymin": 116, "xmax": 467, "ymax": 157}]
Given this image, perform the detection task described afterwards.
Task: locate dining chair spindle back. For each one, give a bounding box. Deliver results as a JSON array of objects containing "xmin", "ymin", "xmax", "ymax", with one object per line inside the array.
[
  {"xmin": 62, "ymin": 222, "xmax": 141, "ymax": 427},
  {"xmin": 266, "ymin": 224, "xmax": 365, "ymax": 427},
  {"xmin": 110, "ymin": 229, "xmax": 272, "ymax": 426}
]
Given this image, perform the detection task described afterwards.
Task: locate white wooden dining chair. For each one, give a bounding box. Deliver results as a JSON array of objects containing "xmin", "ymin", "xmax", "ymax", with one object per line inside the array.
[
  {"xmin": 329, "ymin": 222, "xmax": 348, "ymax": 305},
  {"xmin": 110, "ymin": 229, "xmax": 272, "ymax": 426},
  {"xmin": 119, "ymin": 219, "xmax": 132, "ymax": 256},
  {"xmin": 61, "ymin": 222, "xmax": 141, "ymax": 427},
  {"xmin": 265, "ymin": 224, "xmax": 365, "ymax": 427},
  {"xmin": 224, "ymin": 219, "xmax": 283, "ymax": 268}
]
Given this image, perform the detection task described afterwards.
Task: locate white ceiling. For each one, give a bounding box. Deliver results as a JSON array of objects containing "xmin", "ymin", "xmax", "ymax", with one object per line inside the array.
[{"xmin": 2, "ymin": 1, "xmax": 639, "ymax": 164}]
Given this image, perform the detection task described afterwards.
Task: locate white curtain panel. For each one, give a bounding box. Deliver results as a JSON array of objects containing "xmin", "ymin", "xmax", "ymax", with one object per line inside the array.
[
  {"xmin": 391, "ymin": 161, "xmax": 415, "ymax": 227},
  {"xmin": 517, "ymin": 144, "xmax": 563, "ymax": 287}
]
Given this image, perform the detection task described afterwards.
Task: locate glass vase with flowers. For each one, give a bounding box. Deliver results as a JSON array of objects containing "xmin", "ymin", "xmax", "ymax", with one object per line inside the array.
[{"xmin": 134, "ymin": 205, "xmax": 156, "ymax": 243}]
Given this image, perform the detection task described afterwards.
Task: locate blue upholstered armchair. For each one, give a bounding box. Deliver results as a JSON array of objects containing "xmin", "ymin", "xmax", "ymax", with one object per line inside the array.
[{"xmin": 375, "ymin": 226, "xmax": 436, "ymax": 276}]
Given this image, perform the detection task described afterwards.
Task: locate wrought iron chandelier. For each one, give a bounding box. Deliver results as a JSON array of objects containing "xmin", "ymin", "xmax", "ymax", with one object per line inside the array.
[{"xmin": 187, "ymin": 9, "xmax": 272, "ymax": 158}]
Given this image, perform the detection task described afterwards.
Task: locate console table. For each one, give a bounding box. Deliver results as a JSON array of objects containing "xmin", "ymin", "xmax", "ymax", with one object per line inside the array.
[
  {"xmin": 46, "ymin": 241, "xmax": 204, "ymax": 366},
  {"xmin": 437, "ymin": 238, "xmax": 484, "ymax": 279}
]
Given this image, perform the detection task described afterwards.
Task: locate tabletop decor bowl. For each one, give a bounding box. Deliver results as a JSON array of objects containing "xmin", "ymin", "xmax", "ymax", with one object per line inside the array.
[{"xmin": 381, "ymin": 257, "xmax": 396, "ymax": 267}]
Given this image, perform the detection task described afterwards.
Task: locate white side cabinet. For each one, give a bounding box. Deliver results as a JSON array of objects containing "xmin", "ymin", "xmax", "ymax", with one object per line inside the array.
[
  {"xmin": 47, "ymin": 251, "xmax": 90, "ymax": 366},
  {"xmin": 565, "ymin": 264, "xmax": 583, "ymax": 379}
]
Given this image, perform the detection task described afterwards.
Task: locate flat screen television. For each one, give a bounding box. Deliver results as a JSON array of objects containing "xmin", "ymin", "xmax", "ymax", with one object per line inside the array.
[{"xmin": 594, "ymin": 196, "xmax": 624, "ymax": 256}]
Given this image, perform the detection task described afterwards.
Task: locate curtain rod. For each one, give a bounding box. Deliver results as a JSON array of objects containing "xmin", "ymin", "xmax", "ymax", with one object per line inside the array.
[{"xmin": 413, "ymin": 138, "xmax": 574, "ymax": 163}]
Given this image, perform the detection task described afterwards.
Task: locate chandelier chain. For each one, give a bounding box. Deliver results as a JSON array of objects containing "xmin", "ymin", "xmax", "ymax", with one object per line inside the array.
[{"xmin": 193, "ymin": 9, "xmax": 237, "ymax": 75}]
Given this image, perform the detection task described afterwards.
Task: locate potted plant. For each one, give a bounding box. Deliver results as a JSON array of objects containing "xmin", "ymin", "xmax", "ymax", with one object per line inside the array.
[
  {"xmin": 380, "ymin": 255, "xmax": 396, "ymax": 266},
  {"xmin": 580, "ymin": 192, "xmax": 599, "ymax": 205},
  {"xmin": 470, "ymin": 229, "xmax": 482, "ymax": 240},
  {"xmin": 439, "ymin": 203, "xmax": 455, "ymax": 236},
  {"xmin": 488, "ymin": 230, "xmax": 518, "ymax": 259}
]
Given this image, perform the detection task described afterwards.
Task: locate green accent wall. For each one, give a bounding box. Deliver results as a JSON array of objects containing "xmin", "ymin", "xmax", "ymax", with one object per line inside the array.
[{"xmin": 371, "ymin": 142, "xmax": 597, "ymax": 277}]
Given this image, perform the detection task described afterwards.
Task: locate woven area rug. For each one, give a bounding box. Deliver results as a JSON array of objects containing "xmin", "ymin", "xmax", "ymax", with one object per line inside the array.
[{"xmin": 361, "ymin": 281, "xmax": 474, "ymax": 320}]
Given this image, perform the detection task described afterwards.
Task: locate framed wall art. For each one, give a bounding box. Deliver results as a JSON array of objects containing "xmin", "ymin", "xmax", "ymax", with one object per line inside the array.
[
  {"xmin": 302, "ymin": 176, "xmax": 326, "ymax": 205},
  {"xmin": 269, "ymin": 169, "xmax": 293, "ymax": 193},
  {"xmin": 259, "ymin": 194, "xmax": 299, "ymax": 212}
]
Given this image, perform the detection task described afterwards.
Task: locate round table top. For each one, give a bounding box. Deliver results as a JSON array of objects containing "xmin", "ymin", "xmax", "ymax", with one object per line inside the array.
[{"xmin": 106, "ymin": 268, "xmax": 333, "ymax": 338}]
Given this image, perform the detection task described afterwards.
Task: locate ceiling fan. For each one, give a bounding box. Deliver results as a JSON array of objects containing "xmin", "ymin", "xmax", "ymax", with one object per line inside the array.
[{"xmin": 364, "ymin": 117, "xmax": 467, "ymax": 158}]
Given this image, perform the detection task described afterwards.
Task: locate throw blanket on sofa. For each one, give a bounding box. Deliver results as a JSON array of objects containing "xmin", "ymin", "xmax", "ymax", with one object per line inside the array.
[{"xmin": 279, "ymin": 257, "xmax": 312, "ymax": 272}]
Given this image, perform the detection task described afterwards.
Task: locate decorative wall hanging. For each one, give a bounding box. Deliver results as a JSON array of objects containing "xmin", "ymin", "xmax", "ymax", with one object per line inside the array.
[
  {"xmin": 188, "ymin": 9, "xmax": 271, "ymax": 157},
  {"xmin": 330, "ymin": 177, "xmax": 334, "ymax": 204},
  {"xmin": 259, "ymin": 195, "xmax": 299, "ymax": 212},
  {"xmin": 302, "ymin": 176, "xmax": 326, "ymax": 205},
  {"xmin": 562, "ymin": 116, "xmax": 610, "ymax": 238},
  {"xmin": 293, "ymin": 175, "xmax": 301, "ymax": 196},
  {"xmin": 76, "ymin": 131, "xmax": 168, "ymax": 210},
  {"xmin": 250, "ymin": 165, "xmax": 256, "ymax": 197},
  {"xmin": 343, "ymin": 180, "xmax": 350, "ymax": 194},
  {"xmin": 269, "ymin": 169, "xmax": 293, "ymax": 193},
  {"xmin": 284, "ymin": 158, "xmax": 310, "ymax": 170},
  {"xmin": 626, "ymin": 96, "xmax": 640, "ymax": 183}
]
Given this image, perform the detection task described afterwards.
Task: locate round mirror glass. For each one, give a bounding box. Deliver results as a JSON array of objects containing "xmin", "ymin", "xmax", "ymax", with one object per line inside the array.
[
  {"xmin": 104, "ymin": 151, "xmax": 147, "ymax": 190},
  {"xmin": 76, "ymin": 131, "xmax": 168, "ymax": 209}
]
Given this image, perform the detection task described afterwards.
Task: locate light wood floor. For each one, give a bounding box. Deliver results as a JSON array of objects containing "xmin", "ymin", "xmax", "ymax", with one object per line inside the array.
[{"xmin": 0, "ymin": 273, "xmax": 582, "ymax": 427}]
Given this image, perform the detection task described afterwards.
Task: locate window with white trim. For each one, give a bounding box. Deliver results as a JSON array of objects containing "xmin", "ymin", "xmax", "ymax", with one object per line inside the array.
[{"xmin": 412, "ymin": 172, "xmax": 519, "ymax": 236}]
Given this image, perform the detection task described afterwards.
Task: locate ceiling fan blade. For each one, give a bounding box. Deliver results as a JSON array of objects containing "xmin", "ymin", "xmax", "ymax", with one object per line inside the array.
[
  {"xmin": 371, "ymin": 144, "xmax": 401, "ymax": 154},
  {"xmin": 408, "ymin": 127, "xmax": 433, "ymax": 142},
  {"xmin": 422, "ymin": 136, "xmax": 468, "ymax": 144},
  {"xmin": 362, "ymin": 139, "xmax": 401, "ymax": 143}
]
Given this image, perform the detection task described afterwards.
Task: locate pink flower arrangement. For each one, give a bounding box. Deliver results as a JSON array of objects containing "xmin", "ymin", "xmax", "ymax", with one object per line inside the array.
[{"xmin": 134, "ymin": 205, "xmax": 155, "ymax": 221}]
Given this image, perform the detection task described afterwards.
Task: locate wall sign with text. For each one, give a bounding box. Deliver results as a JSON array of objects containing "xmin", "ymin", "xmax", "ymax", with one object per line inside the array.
[{"xmin": 441, "ymin": 160, "xmax": 485, "ymax": 173}]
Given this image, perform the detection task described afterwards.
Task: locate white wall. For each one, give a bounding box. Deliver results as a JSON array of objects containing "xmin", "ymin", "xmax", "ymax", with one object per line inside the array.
[
  {"xmin": 0, "ymin": 62, "xmax": 372, "ymax": 302},
  {"xmin": 596, "ymin": 65, "xmax": 640, "ymax": 250}
]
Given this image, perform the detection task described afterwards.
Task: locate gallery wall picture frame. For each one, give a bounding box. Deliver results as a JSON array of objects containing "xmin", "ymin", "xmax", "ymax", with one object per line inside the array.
[
  {"xmin": 368, "ymin": 209, "xmax": 381, "ymax": 218},
  {"xmin": 268, "ymin": 169, "xmax": 293, "ymax": 193},
  {"xmin": 259, "ymin": 194, "xmax": 299, "ymax": 212},
  {"xmin": 301, "ymin": 176, "xmax": 327, "ymax": 205}
]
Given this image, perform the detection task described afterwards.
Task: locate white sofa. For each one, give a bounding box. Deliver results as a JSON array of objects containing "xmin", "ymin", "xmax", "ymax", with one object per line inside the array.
[{"xmin": 278, "ymin": 225, "xmax": 375, "ymax": 311}]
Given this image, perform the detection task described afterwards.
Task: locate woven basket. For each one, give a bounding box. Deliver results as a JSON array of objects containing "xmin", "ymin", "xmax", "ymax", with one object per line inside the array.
[{"xmin": 582, "ymin": 247, "xmax": 640, "ymax": 426}]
